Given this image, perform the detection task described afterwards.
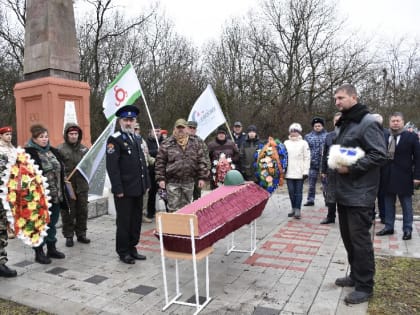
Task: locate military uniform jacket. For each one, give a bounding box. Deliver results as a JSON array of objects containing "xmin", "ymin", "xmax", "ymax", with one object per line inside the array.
[
  {"xmin": 106, "ymin": 131, "xmax": 150, "ymax": 197},
  {"xmin": 155, "ymin": 135, "xmax": 208, "ymax": 184},
  {"xmin": 58, "ymin": 123, "xmax": 90, "ymax": 193}
]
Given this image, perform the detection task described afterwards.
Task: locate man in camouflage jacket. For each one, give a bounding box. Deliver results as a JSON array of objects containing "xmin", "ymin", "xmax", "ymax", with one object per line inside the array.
[
  {"xmin": 58, "ymin": 123, "xmax": 90, "ymax": 247},
  {"xmin": 155, "ymin": 119, "xmax": 208, "ymax": 212}
]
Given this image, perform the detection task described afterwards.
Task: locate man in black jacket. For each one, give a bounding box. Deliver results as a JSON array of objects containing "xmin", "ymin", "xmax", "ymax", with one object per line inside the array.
[
  {"xmin": 376, "ymin": 112, "xmax": 420, "ymax": 240},
  {"xmin": 320, "ymin": 112, "xmax": 341, "ymax": 224},
  {"xmin": 332, "ymin": 84, "xmax": 387, "ymax": 304},
  {"xmin": 106, "ymin": 105, "xmax": 150, "ymax": 264}
]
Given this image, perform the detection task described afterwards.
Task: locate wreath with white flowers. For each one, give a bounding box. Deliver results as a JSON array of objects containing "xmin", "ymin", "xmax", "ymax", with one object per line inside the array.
[
  {"xmin": 0, "ymin": 148, "xmax": 51, "ymax": 247},
  {"xmin": 211, "ymin": 153, "xmax": 236, "ymax": 187},
  {"xmin": 254, "ymin": 137, "xmax": 288, "ymax": 194}
]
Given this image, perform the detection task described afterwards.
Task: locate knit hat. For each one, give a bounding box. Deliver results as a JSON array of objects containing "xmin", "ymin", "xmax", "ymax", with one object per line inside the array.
[{"xmin": 289, "ymin": 123, "xmax": 302, "ymax": 133}]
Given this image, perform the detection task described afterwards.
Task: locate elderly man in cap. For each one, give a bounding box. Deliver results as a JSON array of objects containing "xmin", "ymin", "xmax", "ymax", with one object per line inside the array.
[
  {"xmin": 106, "ymin": 105, "xmax": 150, "ymax": 264},
  {"xmin": 303, "ymin": 117, "xmax": 327, "ymax": 206},
  {"xmin": 0, "ymin": 125, "xmax": 17, "ymax": 277},
  {"xmin": 232, "ymin": 121, "xmax": 247, "ymax": 148},
  {"xmin": 155, "ymin": 119, "xmax": 208, "ymax": 212},
  {"xmin": 187, "ymin": 120, "xmax": 211, "ymax": 200}
]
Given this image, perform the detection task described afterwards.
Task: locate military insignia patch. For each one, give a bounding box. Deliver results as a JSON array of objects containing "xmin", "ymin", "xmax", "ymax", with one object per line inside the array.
[{"xmin": 106, "ymin": 143, "xmax": 115, "ymax": 154}]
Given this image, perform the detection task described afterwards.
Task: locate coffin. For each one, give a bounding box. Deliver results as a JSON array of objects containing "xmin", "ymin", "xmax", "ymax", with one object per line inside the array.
[{"xmin": 155, "ymin": 182, "xmax": 270, "ymax": 253}]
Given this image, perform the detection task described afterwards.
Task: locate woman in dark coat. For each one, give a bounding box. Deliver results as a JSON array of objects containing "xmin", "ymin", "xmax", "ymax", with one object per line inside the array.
[{"xmin": 25, "ymin": 124, "xmax": 68, "ymax": 264}]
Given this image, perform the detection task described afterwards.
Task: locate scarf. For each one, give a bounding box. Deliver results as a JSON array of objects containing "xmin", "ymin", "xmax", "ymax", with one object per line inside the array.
[
  {"xmin": 26, "ymin": 138, "xmax": 51, "ymax": 153},
  {"xmin": 388, "ymin": 128, "xmax": 404, "ymax": 160},
  {"xmin": 335, "ymin": 103, "xmax": 370, "ymax": 129},
  {"xmin": 288, "ymin": 134, "xmax": 302, "ymax": 141},
  {"xmin": 173, "ymin": 129, "xmax": 189, "ymax": 151}
]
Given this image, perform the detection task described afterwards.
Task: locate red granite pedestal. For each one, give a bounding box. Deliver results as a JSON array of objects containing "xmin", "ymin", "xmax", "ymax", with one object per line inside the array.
[{"xmin": 14, "ymin": 77, "xmax": 91, "ymax": 147}]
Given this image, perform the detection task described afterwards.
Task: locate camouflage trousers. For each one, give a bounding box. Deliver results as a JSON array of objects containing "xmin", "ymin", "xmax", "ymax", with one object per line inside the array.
[
  {"xmin": 166, "ymin": 182, "xmax": 194, "ymax": 212},
  {"xmin": 61, "ymin": 191, "xmax": 88, "ymax": 238},
  {"xmin": 0, "ymin": 207, "xmax": 9, "ymax": 265}
]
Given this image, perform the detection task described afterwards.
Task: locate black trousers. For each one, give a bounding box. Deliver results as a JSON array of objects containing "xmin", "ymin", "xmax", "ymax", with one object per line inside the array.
[
  {"xmin": 114, "ymin": 195, "xmax": 142, "ymax": 257},
  {"xmin": 326, "ymin": 202, "xmax": 337, "ymax": 220},
  {"xmin": 147, "ymin": 167, "xmax": 157, "ymax": 218},
  {"xmin": 337, "ymin": 204, "xmax": 375, "ymax": 293}
]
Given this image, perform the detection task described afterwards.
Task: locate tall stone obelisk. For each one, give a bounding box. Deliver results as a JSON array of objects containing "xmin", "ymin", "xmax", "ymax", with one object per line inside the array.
[{"xmin": 14, "ymin": 0, "xmax": 91, "ymax": 146}]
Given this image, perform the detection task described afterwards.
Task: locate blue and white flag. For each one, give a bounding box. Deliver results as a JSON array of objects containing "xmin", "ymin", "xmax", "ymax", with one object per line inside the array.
[{"xmin": 188, "ymin": 85, "xmax": 226, "ymax": 140}]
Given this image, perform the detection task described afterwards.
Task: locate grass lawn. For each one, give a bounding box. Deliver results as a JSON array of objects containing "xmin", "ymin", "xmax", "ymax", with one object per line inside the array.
[
  {"xmin": 0, "ymin": 298, "xmax": 50, "ymax": 314},
  {"xmin": 368, "ymin": 255, "xmax": 420, "ymax": 315}
]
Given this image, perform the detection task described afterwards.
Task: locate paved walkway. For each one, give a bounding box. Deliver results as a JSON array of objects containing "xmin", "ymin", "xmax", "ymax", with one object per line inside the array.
[{"xmin": 1, "ymin": 189, "xmax": 419, "ymax": 315}]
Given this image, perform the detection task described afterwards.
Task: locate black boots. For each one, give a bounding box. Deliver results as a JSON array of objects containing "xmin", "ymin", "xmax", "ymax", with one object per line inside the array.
[
  {"xmin": 77, "ymin": 235, "xmax": 91, "ymax": 244},
  {"xmin": 47, "ymin": 243, "xmax": 65, "ymax": 259},
  {"xmin": 66, "ymin": 237, "xmax": 74, "ymax": 247},
  {"xmin": 34, "ymin": 246, "xmax": 52, "ymax": 264},
  {"xmin": 34, "ymin": 243, "xmax": 65, "ymax": 264},
  {"xmin": 0, "ymin": 264, "xmax": 17, "ymax": 277}
]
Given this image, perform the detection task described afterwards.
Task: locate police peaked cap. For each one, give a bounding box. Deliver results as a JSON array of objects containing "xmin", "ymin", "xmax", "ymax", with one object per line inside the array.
[
  {"xmin": 311, "ymin": 117, "xmax": 325, "ymax": 126},
  {"xmin": 115, "ymin": 105, "xmax": 139, "ymax": 118}
]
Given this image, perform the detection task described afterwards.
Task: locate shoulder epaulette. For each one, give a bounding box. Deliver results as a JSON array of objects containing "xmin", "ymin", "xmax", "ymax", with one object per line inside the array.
[{"xmin": 111, "ymin": 131, "xmax": 121, "ymax": 138}]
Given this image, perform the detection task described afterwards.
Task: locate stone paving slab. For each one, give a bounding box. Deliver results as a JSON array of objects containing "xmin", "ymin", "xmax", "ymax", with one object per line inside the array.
[{"xmin": 1, "ymin": 190, "xmax": 418, "ymax": 315}]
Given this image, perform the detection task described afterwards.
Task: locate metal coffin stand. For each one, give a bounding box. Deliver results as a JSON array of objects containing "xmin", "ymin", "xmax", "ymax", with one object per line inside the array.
[
  {"xmin": 157, "ymin": 212, "xmax": 213, "ymax": 315},
  {"xmin": 226, "ymin": 219, "xmax": 257, "ymax": 256}
]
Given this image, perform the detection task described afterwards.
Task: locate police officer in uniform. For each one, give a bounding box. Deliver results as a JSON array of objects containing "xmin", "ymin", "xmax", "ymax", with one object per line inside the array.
[{"xmin": 106, "ymin": 105, "xmax": 150, "ymax": 264}]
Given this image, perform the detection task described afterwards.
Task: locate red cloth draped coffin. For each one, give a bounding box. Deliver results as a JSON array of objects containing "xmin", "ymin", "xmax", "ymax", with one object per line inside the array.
[{"xmin": 155, "ymin": 182, "xmax": 270, "ymax": 253}]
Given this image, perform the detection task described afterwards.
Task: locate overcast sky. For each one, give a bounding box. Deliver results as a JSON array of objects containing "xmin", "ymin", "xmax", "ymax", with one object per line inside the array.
[{"xmin": 80, "ymin": 0, "xmax": 420, "ymax": 46}]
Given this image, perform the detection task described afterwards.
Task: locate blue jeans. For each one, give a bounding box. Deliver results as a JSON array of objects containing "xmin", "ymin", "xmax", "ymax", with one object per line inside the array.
[
  {"xmin": 384, "ymin": 193, "xmax": 413, "ymax": 233},
  {"xmin": 286, "ymin": 179, "xmax": 303, "ymax": 209}
]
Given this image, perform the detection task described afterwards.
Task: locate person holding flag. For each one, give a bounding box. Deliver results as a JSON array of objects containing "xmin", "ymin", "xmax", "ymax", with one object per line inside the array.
[
  {"xmin": 106, "ymin": 105, "xmax": 150, "ymax": 264},
  {"xmin": 58, "ymin": 123, "xmax": 90, "ymax": 247}
]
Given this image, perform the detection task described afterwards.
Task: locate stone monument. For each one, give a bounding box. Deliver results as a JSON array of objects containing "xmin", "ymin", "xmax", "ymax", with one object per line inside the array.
[{"xmin": 14, "ymin": 0, "xmax": 91, "ymax": 146}]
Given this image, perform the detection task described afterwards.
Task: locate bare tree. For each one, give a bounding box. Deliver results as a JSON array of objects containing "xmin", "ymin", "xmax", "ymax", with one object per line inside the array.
[{"xmin": 204, "ymin": 0, "xmax": 373, "ymax": 138}]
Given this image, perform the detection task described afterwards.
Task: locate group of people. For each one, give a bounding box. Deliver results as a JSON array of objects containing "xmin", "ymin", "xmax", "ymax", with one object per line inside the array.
[
  {"xmin": 0, "ymin": 121, "xmax": 91, "ymax": 277},
  {"xmin": 1, "ymin": 83, "xmax": 418, "ymax": 308},
  {"xmin": 284, "ymin": 84, "xmax": 419, "ymax": 304}
]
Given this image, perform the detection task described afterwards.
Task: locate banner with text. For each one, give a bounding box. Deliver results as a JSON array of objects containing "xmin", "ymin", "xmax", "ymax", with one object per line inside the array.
[{"xmin": 187, "ymin": 85, "xmax": 226, "ymax": 140}]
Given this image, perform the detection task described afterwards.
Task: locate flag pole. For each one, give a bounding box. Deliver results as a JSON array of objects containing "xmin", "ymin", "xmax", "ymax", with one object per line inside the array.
[
  {"xmin": 73, "ymin": 117, "xmax": 117, "ymax": 183},
  {"xmin": 65, "ymin": 166, "xmax": 79, "ymax": 181},
  {"xmin": 138, "ymin": 82, "xmax": 160, "ymax": 148},
  {"xmin": 225, "ymin": 121, "xmax": 234, "ymax": 143}
]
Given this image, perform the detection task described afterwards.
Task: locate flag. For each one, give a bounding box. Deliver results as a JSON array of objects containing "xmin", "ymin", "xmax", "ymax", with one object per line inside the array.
[
  {"xmin": 188, "ymin": 85, "xmax": 226, "ymax": 140},
  {"xmin": 76, "ymin": 118, "xmax": 117, "ymax": 184},
  {"xmin": 102, "ymin": 63, "xmax": 141, "ymax": 120}
]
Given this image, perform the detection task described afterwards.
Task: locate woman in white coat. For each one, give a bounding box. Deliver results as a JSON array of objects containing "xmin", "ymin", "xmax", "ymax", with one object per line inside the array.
[{"xmin": 284, "ymin": 123, "xmax": 310, "ymax": 219}]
